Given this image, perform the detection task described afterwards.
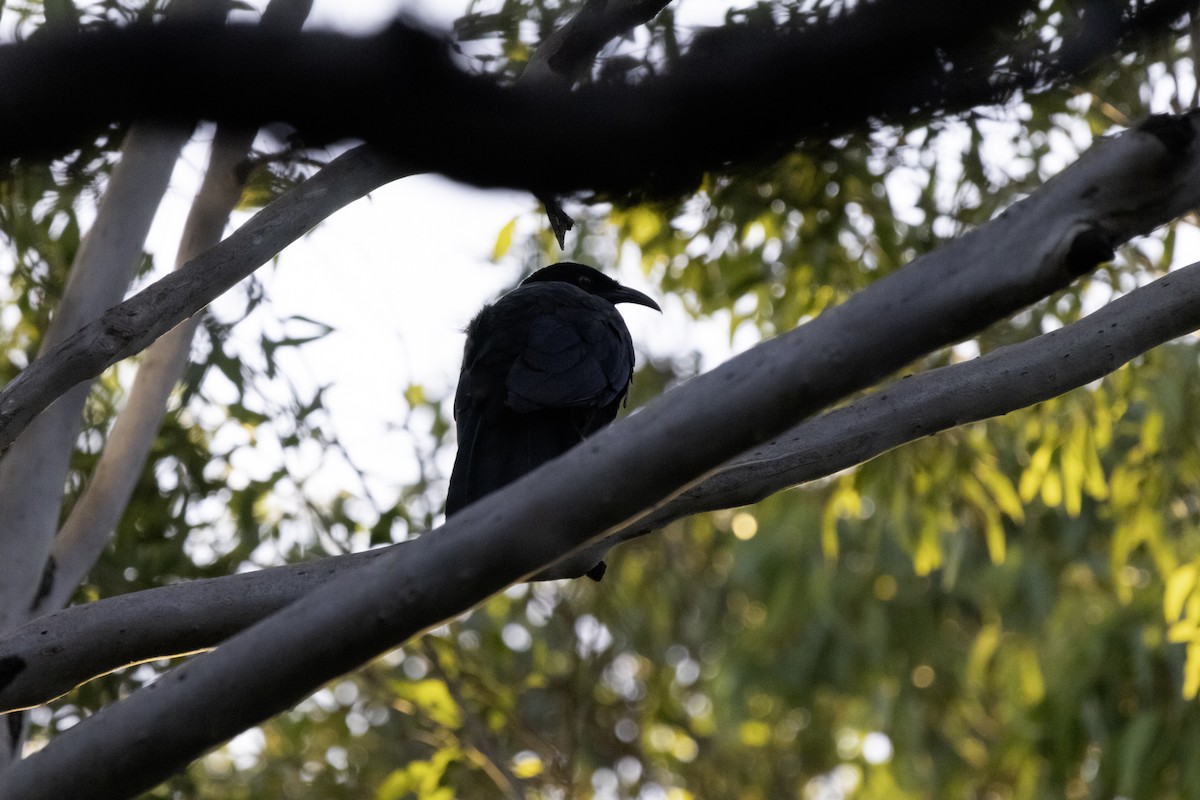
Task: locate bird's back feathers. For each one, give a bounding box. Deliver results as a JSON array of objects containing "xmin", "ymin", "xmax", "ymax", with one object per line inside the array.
[{"xmin": 445, "ymin": 281, "xmax": 634, "ymax": 516}]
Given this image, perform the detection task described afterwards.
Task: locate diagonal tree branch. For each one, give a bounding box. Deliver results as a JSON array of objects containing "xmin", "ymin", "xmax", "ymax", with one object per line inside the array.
[
  {"xmin": 1, "ymin": 112, "xmax": 1197, "ymax": 800},
  {"xmin": 5, "ymin": 249, "xmax": 1200, "ymax": 713},
  {"xmin": 0, "ymin": 143, "xmax": 410, "ymax": 452}
]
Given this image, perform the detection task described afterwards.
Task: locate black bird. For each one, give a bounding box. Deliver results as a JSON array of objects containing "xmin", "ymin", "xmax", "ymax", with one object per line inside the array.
[{"xmin": 446, "ymin": 262, "xmax": 661, "ymax": 579}]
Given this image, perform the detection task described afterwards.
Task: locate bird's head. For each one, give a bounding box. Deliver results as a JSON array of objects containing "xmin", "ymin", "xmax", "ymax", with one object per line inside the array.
[{"xmin": 522, "ymin": 262, "xmax": 661, "ymax": 312}]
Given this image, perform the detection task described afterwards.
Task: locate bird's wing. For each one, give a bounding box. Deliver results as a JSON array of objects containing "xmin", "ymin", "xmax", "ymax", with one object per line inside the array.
[{"xmin": 505, "ymin": 294, "xmax": 635, "ymax": 414}]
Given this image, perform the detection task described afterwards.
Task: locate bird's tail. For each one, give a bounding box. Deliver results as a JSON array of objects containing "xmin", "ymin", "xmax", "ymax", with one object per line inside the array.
[{"xmin": 445, "ymin": 409, "xmax": 587, "ymax": 517}]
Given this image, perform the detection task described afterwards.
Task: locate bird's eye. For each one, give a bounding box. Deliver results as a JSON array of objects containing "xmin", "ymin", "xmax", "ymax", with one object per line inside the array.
[{"xmin": 578, "ymin": 275, "xmax": 593, "ymax": 288}]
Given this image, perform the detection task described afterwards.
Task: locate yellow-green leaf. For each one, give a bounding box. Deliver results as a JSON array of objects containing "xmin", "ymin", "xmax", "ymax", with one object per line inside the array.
[
  {"xmin": 492, "ymin": 217, "xmax": 518, "ymax": 261},
  {"xmin": 738, "ymin": 720, "xmax": 772, "ymax": 747},
  {"xmin": 1019, "ymin": 443, "xmax": 1054, "ymax": 503},
  {"xmin": 392, "ymin": 679, "xmax": 462, "ymax": 730},
  {"xmin": 976, "ymin": 463, "xmax": 1025, "ymax": 523},
  {"xmin": 1165, "ymin": 563, "xmax": 1199, "ymax": 622},
  {"xmin": 1017, "ymin": 646, "xmax": 1045, "ymax": 706}
]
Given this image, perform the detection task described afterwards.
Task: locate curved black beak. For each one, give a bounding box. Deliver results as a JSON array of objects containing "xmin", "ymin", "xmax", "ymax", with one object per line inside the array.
[{"xmin": 605, "ymin": 285, "xmax": 661, "ymax": 313}]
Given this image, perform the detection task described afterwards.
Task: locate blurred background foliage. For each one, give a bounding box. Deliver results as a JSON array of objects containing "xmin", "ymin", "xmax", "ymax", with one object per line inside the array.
[{"xmin": 3, "ymin": 0, "xmax": 1200, "ymax": 798}]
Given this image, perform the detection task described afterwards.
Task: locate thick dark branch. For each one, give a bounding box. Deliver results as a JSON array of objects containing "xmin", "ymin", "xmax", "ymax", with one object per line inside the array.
[{"xmin": 0, "ymin": 0, "xmax": 1192, "ymax": 195}]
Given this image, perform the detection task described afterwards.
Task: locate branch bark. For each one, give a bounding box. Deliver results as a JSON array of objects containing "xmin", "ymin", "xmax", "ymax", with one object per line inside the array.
[
  {"xmin": 0, "ymin": 550, "xmax": 384, "ymax": 712},
  {"xmin": 1, "ymin": 112, "xmax": 1197, "ymax": 800}
]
